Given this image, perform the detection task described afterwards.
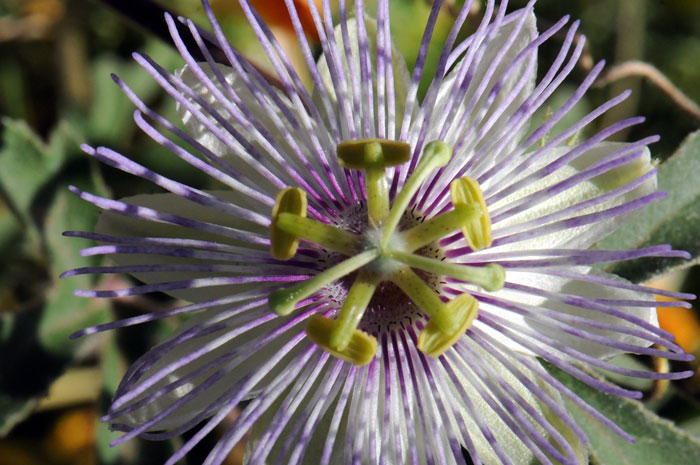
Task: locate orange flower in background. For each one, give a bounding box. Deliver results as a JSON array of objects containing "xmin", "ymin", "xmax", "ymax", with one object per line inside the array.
[
  {"xmin": 657, "ymin": 295, "xmax": 700, "ymax": 355},
  {"xmin": 256, "ymin": 0, "xmax": 324, "ymax": 40},
  {"xmin": 649, "ymin": 273, "xmax": 700, "ymax": 355},
  {"xmin": 213, "ymin": 0, "xmax": 324, "ymax": 41}
]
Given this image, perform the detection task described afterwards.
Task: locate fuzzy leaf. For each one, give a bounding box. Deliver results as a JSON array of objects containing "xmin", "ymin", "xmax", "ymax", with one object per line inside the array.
[{"xmin": 545, "ymin": 362, "xmax": 700, "ymax": 465}]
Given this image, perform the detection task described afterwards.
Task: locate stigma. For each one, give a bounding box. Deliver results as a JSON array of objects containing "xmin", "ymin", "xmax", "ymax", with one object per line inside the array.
[{"xmin": 268, "ymin": 139, "xmax": 503, "ymax": 365}]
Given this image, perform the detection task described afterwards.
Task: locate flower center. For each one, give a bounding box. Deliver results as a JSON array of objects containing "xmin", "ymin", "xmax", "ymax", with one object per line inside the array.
[{"xmin": 268, "ymin": 139, "xmax": 504, "ymax": 365}]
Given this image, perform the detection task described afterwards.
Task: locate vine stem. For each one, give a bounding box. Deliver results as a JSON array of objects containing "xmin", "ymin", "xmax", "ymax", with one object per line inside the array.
[{"xmin": 597, "ymin": 60, "xmax": 700, "ymax": 122}]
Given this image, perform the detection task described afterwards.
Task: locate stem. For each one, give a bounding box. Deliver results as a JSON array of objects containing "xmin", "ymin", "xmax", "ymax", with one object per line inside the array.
[
  {"xmin": 276, "ymin": 213, "xmax": 360, "ymax": 255},
  {"xmin": 598, "ymin": 61, "xmax": 700, "ymax": 122}
]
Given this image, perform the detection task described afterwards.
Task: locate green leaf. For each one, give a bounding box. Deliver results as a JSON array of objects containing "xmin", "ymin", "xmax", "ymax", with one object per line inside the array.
[
  {"xmin": 680, "ymin": 414, "xmax": 700, "ymax": 440},
  {"xmin": 0, "ymin": 122, "xmax": 110, "ymax": 436},
  {"xmin": 0, "ymin": 118, "xmax": 80, "ymax": 228},
  {"xmin": 544, "ymin": 362, "xmax": 700, "ymax": 465},
  {"xmin": 0, "ymin": 393, "xmax": 39, "ymax": 437},
  {"xmin": 596, "ymin": 129, "xmax": 700, "ymax": 283},
  {"xmin": 0, "ymin": 185, "xmax": 110, "ymax": 435},
  {"xmin": 83, "ymin": 39, "xmax": 181, "ymax": 147},
  {"xmin": 40, "ymin": 184, "xmax": 111, "ymax": 355}
]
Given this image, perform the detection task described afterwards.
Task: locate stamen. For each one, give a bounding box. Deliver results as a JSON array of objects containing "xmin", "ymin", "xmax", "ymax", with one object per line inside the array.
[
  {"xmin": 305, "ymin": 314, "xmax": 378, "ymax": 366},
  {"xmin": 270, "ymin": 187, "xmax": 307, "ymax": 260},
  {"xmin": 401, "ymin": 205, "xmax": 482, "ymax": 251},
  {"xmin": 268, "ymin": 249, "xmax": 379, "ymax": 316},
  {"xmin": 337, "ymin": 138, "xmax": 410, "ymax": 226},
  {"xmin": 390, "ymin": 267, "xmax": 459, "ymax": 334},
  {"xmin": 419, "ymin": 293, "xmax": 478, "ymax": 357},
  {"xmin": 390, "ymin": 267, "xmax": 479, "ymax": 357},
  {"xmin": 329, "ymin": 270, "xmax": 380, "ymax": 350},
  {"xmin": 401, "ymin": 176, "xmax": 489, "ymax": 251},
  {"xmin": 304, "ymin": 270, "xmax": 380, "ymax": 366},
  {"xmin": 451, "ymin": 177, "xmax": 492, "ymax": 251},
  {"xmin": 387, "ymin": 250, "xmax": 505, "ymax": 292},
  {"xmin": 380, "ymin": 140, "xmax": 452, "ymax": 247}
]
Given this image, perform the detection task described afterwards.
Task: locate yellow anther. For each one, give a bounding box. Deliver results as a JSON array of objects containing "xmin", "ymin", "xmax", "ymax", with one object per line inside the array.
[
  {"xmin": 306, "ymin": 314, "xmax": 378, "ymax": 366},
  {"xmin": 270, "ymin": 187, "xmax": 307, "ymax": 260},
  {"xmin": 417, "ymin": 293, "xmax": 478, "ymax": 357},
  {"xmin": 450, "ymin": 177, "xmax": 492, "ymax": 251},
  {"xmin": 337, "ymin": 138, "xmax": 411, "ymax": 170}
]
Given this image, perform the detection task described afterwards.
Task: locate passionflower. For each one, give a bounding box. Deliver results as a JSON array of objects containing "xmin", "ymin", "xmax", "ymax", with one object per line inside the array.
[{"xmin": 63, "ymin": 0, "xmax": 694, "ymax": 464}]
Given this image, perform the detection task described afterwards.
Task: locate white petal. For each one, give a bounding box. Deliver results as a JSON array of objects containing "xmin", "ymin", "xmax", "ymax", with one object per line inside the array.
[
  {"xmin": 244, "ymin": 361, "xmax": 348, "ymax": 465},
  {"xmin": 483, "ymin": 261, "xmax": 658, "ymax": 361},
  {"xmin": 175, "ymin": 63, "xmax": 300, "ymax": 196},
  {"xmin": 447, "ymin": 340, "xmax": 569, "ymax": 465},
  {"xmin": 537, "ymin": 377, "xmax": 588, "ymax": 465},
  {"xmin": 523, "ymin": 268, "xmax": 658, "ymax": 361},
  {"xmin": 112, "ymin": 306, "xmax": 308, "ymax": 432},
  {"xmin": 95, "ymin": 192, "xmax": 269, "ymax": 303},
  {"xmin": 490, "ymin": 141, "xmax": 656, "ymax": 251}
]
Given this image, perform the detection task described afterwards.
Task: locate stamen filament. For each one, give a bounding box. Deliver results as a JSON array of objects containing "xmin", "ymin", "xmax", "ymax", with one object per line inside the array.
[
  {"xmin": 401, "ymin": 204, "xmax": 482, "ymax": 252},
  {"xmin": 360, "ymin": 141, "xmax": 390, "ymax": 226},
  {"xmin": 380, "ymin": 141, "xmax": 452, "ymax": 247},
  {"xmin": 390, "ymin": 266, "xmax": 456, "ymax": 335},
  {"xmin": 387, "ymin": 250, "xmax": 505, "ymax": 292},
  {"xmin": 268, "ymin": 249, "xmax": 379, "ymax": 316},
  {"xmin": 329, "ymin": 270, "xmax": 380, "ymax": 350},
  {"xmin": 276, "ymin": 213, "xmax": 361, "ymax": 255}
]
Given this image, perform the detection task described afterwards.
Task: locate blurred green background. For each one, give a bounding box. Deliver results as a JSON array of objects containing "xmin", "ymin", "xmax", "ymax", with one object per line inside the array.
[{"xmin": 0, "ymin": 1, "xmax": 699, "ymax": 464}]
